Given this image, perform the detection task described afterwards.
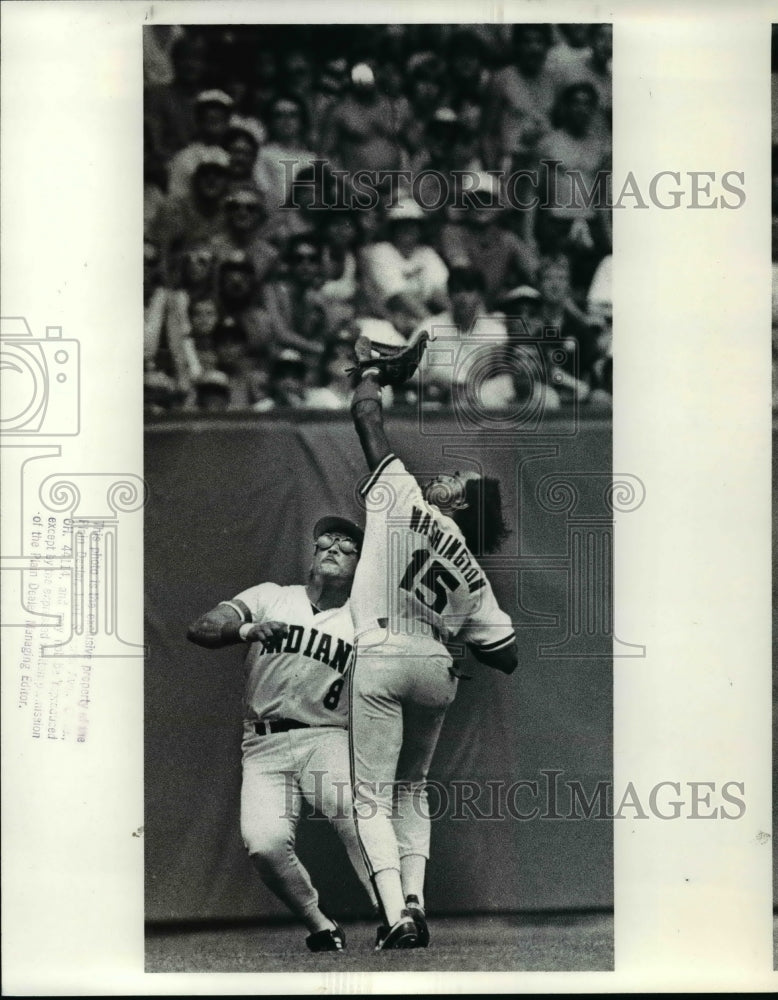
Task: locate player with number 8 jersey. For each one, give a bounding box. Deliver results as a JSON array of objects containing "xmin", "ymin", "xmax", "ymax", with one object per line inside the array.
[{"xmin": 187, "ymin": 515, "xmax": 377, "ymax": 952}]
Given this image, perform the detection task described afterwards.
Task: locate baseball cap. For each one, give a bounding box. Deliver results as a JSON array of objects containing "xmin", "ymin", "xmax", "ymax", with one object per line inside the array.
[
  {"xmin": 468, "ymin": 172, "xmax": 502, "ymax": 205},
  {"xmin": 313, "ymin": 516, "xmax": 364, "ymax": 549},
  {"xmin": 220, "ymin": 249, "xmax": 255, "ymax": 272},
  {"xmin": 272, "ymin": 348, "xmax": 307, "ymax": 377},
  {"xmin": 386, "ymin": 196, "xmax": 425, "ymax": 222},
  {"xmin": 351, "ymin": 62, "xmax": 375, "ymax": 87},
  {"xmin": 196, "ymin": 89, "xmax": 235, "ymax": 109},
  {"xmin": 194, "ymin": 147, "xmax": 231, "ymax": 171},
  {"xmin": 227, "ymin": 114, "xmax": 265, "ymax": 146},
  {"xmin": 431, "ymin": 107, "xmax": 459, "ymax": 127},
  {"xmin": 499, "ymin": 284, "xmax": 541, "ymax": 306},
  {"xmin": 224, "ymin": 185, "xmax": 265, "ymax": 209}
]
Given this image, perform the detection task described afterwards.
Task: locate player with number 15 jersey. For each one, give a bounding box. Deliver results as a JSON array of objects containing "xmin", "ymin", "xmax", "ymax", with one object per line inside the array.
[{"xmin": 350, "ymin": 453, "xmax": 516, "ymax": 656}]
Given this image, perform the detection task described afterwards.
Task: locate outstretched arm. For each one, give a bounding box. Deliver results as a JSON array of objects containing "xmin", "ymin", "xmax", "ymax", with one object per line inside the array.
[
  {"xmin": 350, "ymin": 373, "xmax": 392, "ymax": 472},
  {"xmin": 187, "ymin": 603, "xmax": 288, "ymax": 648}
]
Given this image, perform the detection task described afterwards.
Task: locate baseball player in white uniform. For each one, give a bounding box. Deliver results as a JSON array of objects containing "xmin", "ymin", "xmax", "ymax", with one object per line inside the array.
[
  {"xmin": 347, "ymin": 357, "xmax": 519, "ymax": 950},
  {"xmin": 187, "ymin": 515, "xmax": 376, "ymax": 952}
]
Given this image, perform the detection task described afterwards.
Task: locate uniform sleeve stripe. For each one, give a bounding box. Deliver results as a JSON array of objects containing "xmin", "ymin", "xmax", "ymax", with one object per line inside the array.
[
  {"xmin": 359, "ymin": 453, "xmax": 397, "ymax": 497},
  {"xmin": 470, "ymin": 633, "xmax": 515, "ymax": 652},
  {"xmin": 219, "ymin": 599, "xmax": 252, "ymax": 622}
]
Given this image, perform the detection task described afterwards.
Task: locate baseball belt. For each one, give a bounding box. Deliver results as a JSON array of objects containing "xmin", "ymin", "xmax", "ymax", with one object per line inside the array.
[{"xmin": 253, "ymin": 718, "xmax": 311, "ymax": 736}]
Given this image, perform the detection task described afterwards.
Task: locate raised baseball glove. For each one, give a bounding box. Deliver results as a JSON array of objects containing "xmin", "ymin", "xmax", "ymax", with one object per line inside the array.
[{"xmin": 348, "ymin": 330, "xmax": 430, "ymax": 388}]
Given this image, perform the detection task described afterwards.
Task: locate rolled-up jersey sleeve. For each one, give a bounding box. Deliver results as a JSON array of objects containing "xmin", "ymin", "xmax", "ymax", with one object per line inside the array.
[
  {"xmin": 219, "ymin": 582, "xmax": 280, "ymax": 624},
  {"xmin": 458, "ymin": 581, "xmax": 516, "ymax": 653}
]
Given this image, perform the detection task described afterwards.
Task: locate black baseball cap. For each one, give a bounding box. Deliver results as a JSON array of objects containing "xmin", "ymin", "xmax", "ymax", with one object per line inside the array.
[{"xmin": 313, "ymin": 516, "xmax": 364, "ymax": 548}]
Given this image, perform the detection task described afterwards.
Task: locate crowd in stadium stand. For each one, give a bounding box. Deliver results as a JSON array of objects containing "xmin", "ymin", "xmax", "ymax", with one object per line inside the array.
[{"xmin": 144, "ymin": 23, "xmax": 613, "ymax": 417}]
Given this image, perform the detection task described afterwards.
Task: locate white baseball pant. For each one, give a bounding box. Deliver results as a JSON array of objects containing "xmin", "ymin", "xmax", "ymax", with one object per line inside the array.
[{"xmin": 240, "ymin": 724, "xmax": 375, "ymax": 920}]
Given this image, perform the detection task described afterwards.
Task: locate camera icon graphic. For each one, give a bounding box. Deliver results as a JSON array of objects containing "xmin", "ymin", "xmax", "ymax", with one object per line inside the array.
[
  {"xmin": 418, "ymin": 318, "xmax": 579, "ymax": 437},
  {"xmin": 0, "ymin": 317, "xmax": 80, "ymax": 435}
]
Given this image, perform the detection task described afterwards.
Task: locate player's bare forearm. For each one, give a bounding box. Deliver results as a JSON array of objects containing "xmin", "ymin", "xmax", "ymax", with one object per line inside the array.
[
  {"xmin": 350, "ymin": 375, "xmax": 392, "ymax": 472},
  {"xmin": 469, "ymin": 639, "xmax": 519, "ymax": 675},
  {"xmin": 186, "ymin": 605, "xmax": 246, "ymax": 648}
]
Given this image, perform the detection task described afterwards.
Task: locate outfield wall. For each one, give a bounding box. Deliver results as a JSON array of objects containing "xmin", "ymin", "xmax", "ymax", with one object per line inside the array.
[{"xmin": 145, "ymin": 413, "xmax": 614, "ymax": 921}]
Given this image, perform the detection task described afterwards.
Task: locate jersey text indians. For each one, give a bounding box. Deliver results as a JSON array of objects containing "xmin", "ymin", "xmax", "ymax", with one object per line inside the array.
[{"xmin": 251, "ymin": 624, "xmax": 354, "ymax": 674}]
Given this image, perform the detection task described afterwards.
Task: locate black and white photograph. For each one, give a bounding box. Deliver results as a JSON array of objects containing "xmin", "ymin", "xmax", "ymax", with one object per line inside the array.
[
  {"xmin": 1, "ymin": 1, "xmax": 774, "ymax": 994},
  {"xmin": 142, "ymin": 21, "xmax": 615, "ymax": 973}
]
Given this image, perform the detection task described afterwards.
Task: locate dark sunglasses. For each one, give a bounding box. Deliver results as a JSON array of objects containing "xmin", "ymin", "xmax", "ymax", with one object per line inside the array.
[{"xmin": 314, "ymin": 533, "xmax": 359, "ymax": 555}]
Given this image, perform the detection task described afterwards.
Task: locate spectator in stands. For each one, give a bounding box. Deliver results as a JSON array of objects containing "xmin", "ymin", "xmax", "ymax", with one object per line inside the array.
[
  {"xmin": 450, "ymin": 102, "xmax": 487, "ymax": 171},
  {"xmin": 546, "ymin": 24, "xmax": 592, "ymax": 74},
  {"xmin": 149, "ymin": 149, "xmax": 230, "ymax": 284},
  {"xmin": 536, "ymin": 255, "xmax": 595, "ymax": 399},
  {"xmin": 144, "ymin": 241, "xmax": 170, "ymax": 373},
  {"xmin": 305, "ymin": 334, "xmax": 360, "ymax": 409},
  {"xmin": 586, "ymin": 252, "xmax": 612, "ymax": 324},
  {"xmin": 246, "ymin": 360, "xmax": 277, "ymax": 412},
  {"xmin": 178, "ymin": 243, "xmax": 217, "ymax": 300},
  {"xmin": 360, "ymin": 196, "xmax": 449, "ymax": 323},
  {"xmin": 310, "ymin": 56, "xmax": 351, "ymax": 150},
  {"xmin": 143, "ymin": 240, "xmax": 197, "ymax": 401},
  {"xmin": 214, "ymin": 251, "xmax": 273, "ymax": 357},
  {"xmin": 246, "ymin": 358, "xmax": 276, "ymax": 413},
  {"xmin": 255, "ymin": 94, "xmax": 317, "ymax": 224},
  {"xmin": 586, "ymin": 305, "xmax": 612, "ymax": 407},
  {"xmin": 187, "ymin": 296, "xmax": 220, "ymax": 372},
  {"xmin": 225, "ymin": 115, "xmax": 265, "ymax": 186},
  {"xmin": 375, "ymin": 57, "xmax": 413, "ymax": 143},
  {"xmin": 402, "ymin": 54, "xmax": 449, "ymax": 164},
  {"xmin": 534, "ymin": 82, "xmax": 611, "ymax": 289},
  {"xmin": 278, "ymin": 48, "xmax": 316, "ymax": 143},
  {"xmin": 144, "ymin": 368, "xmax": 183, "ymax": 418},
  {"xmin": 439, "ymin": 172, "xmax": 539, "ymax": 307},
  {"xmin": 491, "ymin": 283, "xmax": 562, "ymax": 412},
  {"xmin": 144, "ymin": 121, "xmax": 168, "ymax": 240},
  {"xmin": 447, "ymin": 28, "xmax": 491, "ymax": 107},
  {"xmin": 316, "ymin": 208, "xmax": 362, "ymax": 333},
  {"xmin": 409, "ymin": 107, "xmax": 460, "ymax": 174},
  {"xmin": 270, "ymin": 348, "xmax": 310, "ymax": 407},
  {"xmin": 248, "ymin": 44, "xmax": 279, "ymax": 123},
  {"xmin": 143, "ymin": 22, "xmax": 611, "ymax": 421},
  {"xmin": 482, "ymin": 23, "xmax": 558, "ymax": 172},
  {"xmin": 163, "ymin": 245, "xmax": 220, "ymax": 401},
  {"xmin": 209, "ymin": 315, "xmax": 258, "ymax": 408},
  {"xmin": 145, "ymin": 32, "xmax": 210, "ymax": 161},
  {"xmin": 167, "ymin": 89, "xmax": 235, "ymax": 199},
  {"xmin": 143, "ymin": 24, "xmax": 182, "ymax": 88},
  {"xmin": 194, "ymin": 368, "xmax": 232, "ymax": 412},
  {"xmin": 554, "ymin": 24, "xmax": 612, "ymax": 132},
  {"xmin": 320, "ymin": 63, "xmax": 409, "ymax": 180},
  {"xmin": 416, "ymin": 266, "xmax": 509, "ymax": 404},
  {"xmin": 260, "ymin": 235, "xmax": 329, "ymax": 361},
  {"xmin": 210, "ymin": 185, "xmax": 280, "ymax": 286}
]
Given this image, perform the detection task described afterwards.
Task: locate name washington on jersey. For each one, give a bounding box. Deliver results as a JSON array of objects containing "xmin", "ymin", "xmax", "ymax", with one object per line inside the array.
[{"xmin": 409, "ymin": 505, "xmax": 486, "ymax": 594}]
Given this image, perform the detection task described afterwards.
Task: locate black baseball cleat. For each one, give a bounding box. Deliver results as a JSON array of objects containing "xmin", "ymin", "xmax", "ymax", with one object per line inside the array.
[
  {"xmin": 405, "ymin": 894, "xmax": 430, "ymax": 948},
  {"xmin": 306, "ymin": 921, "xmax": 346, "ymax": 952},
  {"xmin": 374, "ymin": 909, "xmax": 419, "ymax": 951}
]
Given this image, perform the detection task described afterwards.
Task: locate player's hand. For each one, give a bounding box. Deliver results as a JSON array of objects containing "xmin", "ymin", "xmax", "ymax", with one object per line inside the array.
[{"xmin": 243, "ymin": 621, "xmax": 289, "ymax": 643}]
